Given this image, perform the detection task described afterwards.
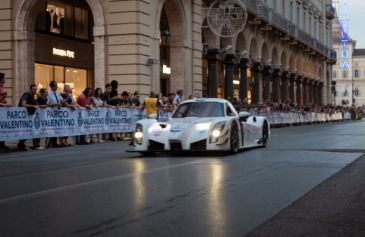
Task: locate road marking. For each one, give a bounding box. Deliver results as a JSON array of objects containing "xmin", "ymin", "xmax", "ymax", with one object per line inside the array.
[{"xmin": 0, "ymin": 160, "xmax": 204, "ymax": 204}]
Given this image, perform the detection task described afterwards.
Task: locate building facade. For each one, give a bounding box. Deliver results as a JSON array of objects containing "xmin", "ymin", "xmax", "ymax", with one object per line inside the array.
[
  {"xmin": 0, "ymin": 0, "xmax": 335, "ymax": 105},
  {"xmin": 332, "ymin": 14, "xmax": 365, "ymax": 107},
  {"xmin": 332, "ymin": 42, "xmax": 365, "ymax": 106},
  {"xmin": 352, "ymin": 50, "xmax": 365, "ymax": 106},
  {"xmin": 332, "ymin": 18, "xmax": 355, "ymax": 106}
]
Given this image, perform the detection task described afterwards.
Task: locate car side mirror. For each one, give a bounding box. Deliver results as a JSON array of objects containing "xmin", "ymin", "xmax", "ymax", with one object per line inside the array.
[
  {"xmin": 239, "ymin": 112, "xmax": 250, "ymax": 122},
  {"xmin": 239, "ymin": 112, "xmax": 250, "ymax": 118}
]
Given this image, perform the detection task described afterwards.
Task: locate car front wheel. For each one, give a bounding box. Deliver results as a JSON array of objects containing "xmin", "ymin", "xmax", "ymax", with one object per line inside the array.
[
  {"xmin": 261, "ymin": 121, "xmax": 269, "ymax": 147},
  {"xmin": 230, "ymin": 122, "xmax": 239, "ymax": 153}
]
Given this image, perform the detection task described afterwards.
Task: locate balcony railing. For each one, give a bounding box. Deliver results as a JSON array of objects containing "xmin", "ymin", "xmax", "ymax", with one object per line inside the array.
[
  {"xmin": 325, "ymin": 4, "xmax": 336, "ymax": 19},
  {"xmin": 240, "ymin": 0, "xmax": 336, "ymax": 61}
]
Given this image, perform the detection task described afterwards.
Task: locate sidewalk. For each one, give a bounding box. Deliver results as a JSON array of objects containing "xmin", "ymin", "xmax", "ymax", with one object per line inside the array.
[{"xmin": 244, "ymin": 153, "xmax": 365, "ymax": 237}]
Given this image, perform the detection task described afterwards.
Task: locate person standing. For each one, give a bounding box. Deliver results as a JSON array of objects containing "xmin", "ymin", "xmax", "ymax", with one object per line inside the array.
[
  {"xmin": 77, "ymin": 87, "xmax": 93, "ymax": 144},
  {"xmin": 52, "ymin": 9, "xmax": 59, "ymax": 32},
  {"xmin": 173, "ymin": 89, "xmax": 184, "ymax": 106},
  {"xmin": 108, "ymin": 81, "xmax": 120, "ymax": 141},
  {"xmin": 18, "ymin": 84, "xmax": 39, "ymax": 151},
  {"xmin": 142, "ymin": 91, "xmax": 161, "ymax": 119},
  {"xmin": 101, "ymin": 83, "xmax": 112, "ymax": 106},
  {"xmin": 165, "ymin": 92, "xmax": 176, "ymax": 112},
  {"xmin": 59, "ymin": 14, "xmax": 64, "ymax": 34},
  {"xmin": 32, "ymin": 88, "xmax": 48, "ymax": 150},
  {"xmin": 0, "ymin": 73, "xmax": 11, "ymax": 152},
  {"xmin": 92, "ymin": 88, "xmax": 105, "ymax": 143},
  {"xmin": 109, "ymin": 80, "xmax": 120, "ymax": 106},
  {"xmin": 130, "ymin": 91, "xmax": 141, "ymax": 108},
  {"xmin": 47, "ymin": 80, "xmax": 64, "ymax": 148},
  {"xmin": 60, "ymin": 85, "xmax": 79, "ymax": 147}
]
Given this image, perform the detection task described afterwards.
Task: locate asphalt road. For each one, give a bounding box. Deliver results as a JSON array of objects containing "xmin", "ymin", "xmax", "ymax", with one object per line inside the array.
[{"xmin": 0, "ymin": 120, "xmax": 364, "ymax": 237}]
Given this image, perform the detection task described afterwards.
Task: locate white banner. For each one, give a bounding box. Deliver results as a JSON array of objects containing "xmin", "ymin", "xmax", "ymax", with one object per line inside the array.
[
  {"xmin": 0, "ymin": 107, "xmax": 352, "ymax": 141},
  {"xmin": 0, "ymin": 107, "xmax": 147, "ymax": 141}
]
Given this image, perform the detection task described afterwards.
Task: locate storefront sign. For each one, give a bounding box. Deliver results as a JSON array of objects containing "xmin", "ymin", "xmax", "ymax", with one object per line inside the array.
[
  {"xmin": 339, "ymin": 0, "xmax": 350, "ymax": 69},
  {"xmin": 52, "ymin": 47, "xmax": 75, "ymax": 58}
]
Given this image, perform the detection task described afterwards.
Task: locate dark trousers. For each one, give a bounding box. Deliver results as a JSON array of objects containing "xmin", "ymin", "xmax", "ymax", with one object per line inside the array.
[
  {"xmin": 48, "ymin": 137, "xmax": 58, "ymax": 147},
  {"xmin": 76, "ymin": 135, "xmax": 86, "ymax": 144},
  {"xmin": 18, "ymin": 140, "xmax": 26, "ymax": 148},
  {"xmin": 33, "ymin": 138, "xmax": 41, "ymax": 147}
]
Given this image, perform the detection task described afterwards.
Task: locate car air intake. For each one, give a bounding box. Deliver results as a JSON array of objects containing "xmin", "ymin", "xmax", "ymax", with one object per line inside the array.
[
  {"xmin": 170, "ymin": 140, "xmax": 182, "ymax": 151},
  {"xmin": 148, "ymin": 140, "xmax": 164, "ymax": 151},
  {"xmin": 190, "ymin": 139, "xmax": 207, "ymax": 151},
  {"xmin": 159, "ymin": 124, "xmax": 167, "ymax": 129}
]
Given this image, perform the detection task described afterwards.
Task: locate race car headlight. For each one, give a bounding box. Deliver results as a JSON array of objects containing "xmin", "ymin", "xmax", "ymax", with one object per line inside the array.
[
  {"xmin": 211, "ymin": 129, "xmax": 221, "ymax": 138},
  {"xmin": 134, "ymin": 131, "xmax": 143, "ymax": 139},
  {"xmin": 210, "ymin": 121, "xmax": 226, "ymax": 143},
  {"xmin": 134, "ymin": 123, "xmax": 143, "ymax": 145}
]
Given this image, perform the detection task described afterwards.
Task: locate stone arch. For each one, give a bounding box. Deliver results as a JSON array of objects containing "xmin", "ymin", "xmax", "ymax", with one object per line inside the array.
[
  {"xmin": 303, "ymin": 59, "xmax": 309, "ymax": 75},
  {"xmin": 261, "ymin": 43, "xmax": 269, "ymax": 64},
  {"xmin": 280, "ymin": 51, "xmax": 287, "ymax": 68},
  {"xmin": 272, "ymin": 47, "xmax": 279, "ymax": 66},
  {"xmin": 202, "ymin": 18, "xmax": 217, "ymax": 48},
  {"xmin": 296, "ymin": 56, "xmax": 303, "ymax": 72},
  {"xmin": 319, "ymin": 66, "xmax": 323, "ymax": 79},
  {"xmin": 14, "ymin": 0, "xmax": 106, "ymax": 102},
  {"xmin": 157, "ymin": 0, "xmax": 188, "ymax": 94},
  {"xmin": 289, "ymin": 54, "xmax": 295, "ymax": 71},
  {"xmin": 220, "ymin": 37, "xmax": 234, "ymax": 53},
  {"xmin": 235, "ymin": 31, "xmax": 247, "ymax": 53},
  {"xmin": 249, "ymin": 37, "xmax": 259, "ymax": 61}
]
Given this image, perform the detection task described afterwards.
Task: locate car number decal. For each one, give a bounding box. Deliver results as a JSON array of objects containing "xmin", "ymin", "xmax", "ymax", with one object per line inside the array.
[
  {"xmin": 171, "ymin": 123, "xmax": 189, "ymax": 132},
  {"xmin": 153, "ymin": 131, "xmax": 162, "ymax": 136}
]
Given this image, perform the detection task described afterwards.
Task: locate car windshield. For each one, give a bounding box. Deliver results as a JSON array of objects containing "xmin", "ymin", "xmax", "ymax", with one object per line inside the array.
[{"xmin": 172, "ymin": 101, "xmax": 224, "ymax": 118}]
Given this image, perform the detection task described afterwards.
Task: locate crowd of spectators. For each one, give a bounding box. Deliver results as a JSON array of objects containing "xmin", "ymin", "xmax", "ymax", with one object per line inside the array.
[
  {"xmin": 229, "ymin": 97, "xmax": 364, "ymax": 119},
  {"xmin": 0, "ymin": 73, "xmax": 188, "ymax": 152},
  {"xmin": 0, "ymin": 70, "xmax": 364, "ymax": 152}
]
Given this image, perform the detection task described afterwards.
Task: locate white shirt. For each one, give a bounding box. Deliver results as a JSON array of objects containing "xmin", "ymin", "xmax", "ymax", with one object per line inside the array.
[
  {"xmin": 47, "ymin": 90, "xmax": 63, "ymax": 105},
  {"xmin": 92, "ymin": 96, "xmax": 104, "ymax": 107},
  {"xmin": 173, "ymin": 95, "xmax": 183, "ymax": 105}
]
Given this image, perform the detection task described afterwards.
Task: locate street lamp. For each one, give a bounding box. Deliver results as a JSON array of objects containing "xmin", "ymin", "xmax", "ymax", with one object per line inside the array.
[{"xmin": 160, "ymin": 29, "xmax": 170, "ymax": 48}]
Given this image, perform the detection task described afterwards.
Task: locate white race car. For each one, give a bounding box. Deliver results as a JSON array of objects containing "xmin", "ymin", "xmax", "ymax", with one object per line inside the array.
[{"xmin": 134, "ymin": 98, "xmax": 270, "ymax": 155}]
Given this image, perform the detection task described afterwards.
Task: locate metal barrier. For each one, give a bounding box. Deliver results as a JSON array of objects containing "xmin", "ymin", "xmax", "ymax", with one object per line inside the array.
[{"xmin": 250, "ymin": 111, "xmax": 351, "ymax": 127}]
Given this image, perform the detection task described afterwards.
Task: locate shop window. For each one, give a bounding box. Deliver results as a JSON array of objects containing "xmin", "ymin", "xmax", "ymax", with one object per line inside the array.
[
  {"xmin": 64, "ymin": 4, "xmax": 74, "ymax": 37},
  {"xmin": 74, "ymin": 7, "xmax": 89, "ymax": 39},
  {"xmin": 47, "ymin": 4, "xmax": 65, "ymax": 34},
  {"xmin": 65, "ymin": 67, "xmax": 87, "ymax": 97},
  {"xmin": 35, "ymin": 64, "xmax": 54, "ymax": 90},
  {"xmin": 54, "ymin": 66, "xmax": 64, "ymax": 82},
  {"xmin": 35, "ymin": 63, "xmax": 87, "ymax": 98}
]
